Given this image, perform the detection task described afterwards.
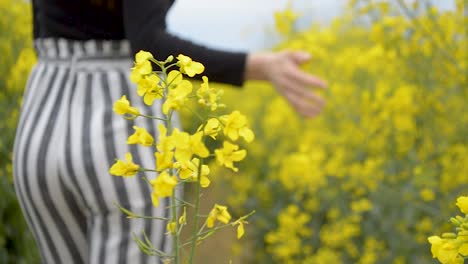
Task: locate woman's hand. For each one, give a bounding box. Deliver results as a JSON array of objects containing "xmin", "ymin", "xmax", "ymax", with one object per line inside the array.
[{"xmin": 245, "ymin": 51, "xmax": 327, "ymax": 118}]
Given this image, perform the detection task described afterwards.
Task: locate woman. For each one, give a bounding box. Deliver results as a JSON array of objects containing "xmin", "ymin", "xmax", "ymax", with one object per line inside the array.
[{"xmin": 13, "ymin": 0, "xmax": 327, "ymax": 263}]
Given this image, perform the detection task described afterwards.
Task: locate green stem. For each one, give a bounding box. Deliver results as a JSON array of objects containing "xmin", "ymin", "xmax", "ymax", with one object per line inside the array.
[
  {"xmin": 174, "ymin": 197, "xmax": 196, "ymax": 208},
  {"xmin": 114, "ymin": 202, "xmax": 171, "ymax": 221},
  {"xmin": 195, "ymin": 210, "xmax": 256, "ymax": 239},
  {"xmin": 165, "ymin": 62, "xmax": 179, "ymax": 70},
  {"xmin": 130, "ymin": 215, "xmax": 170, "ymax": 221},
  {"xmin": 197, "ymin": 222, "xmax": 207, "ymax": 236},
  {"xmin": 139, "ymin": 113, "xmax": 168, "ymax": 121},
  {"xmin": 170, "ymin": 188, "xmax": 179, "ymax": 264},
  {"xmin": 188, "ymin": 158, "xmax": 203, "ymax": 263},
  {"xmin": 183, "ymin": 105, "xmax": 205, "ymax": 123},
  {"xmin": 133, "ymin": 234, "xmax": 168, "ymax": 257},
  {"xmin": 180, "ymin": 210, "xmax": 256, "ymax": 248},
  {"xmin": 159, "ymin": 63, "xmax": 180, "ymax": 264}
]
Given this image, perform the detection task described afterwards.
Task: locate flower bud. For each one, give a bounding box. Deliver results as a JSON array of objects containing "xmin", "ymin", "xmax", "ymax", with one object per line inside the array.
[
  {"xmin": 166, "ymin": 221, "xmax": 177, "ymax": 234},
  {"xmin": 165, "ymin": 55, "xmax": 174, "ymax": 63},
  {"xmin": 451, "ymin": 217, "xmax": 462, "ymax": 226},
  {"xmin": 442, "ymin": 232, "xmax": 457, "ymax": 239}
]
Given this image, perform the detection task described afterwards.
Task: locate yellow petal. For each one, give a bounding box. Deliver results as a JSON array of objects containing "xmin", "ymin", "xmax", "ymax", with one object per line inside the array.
[
  {"xmin": 456, "ymin": 196, "xmax": 468, "ymax": 214},
  {"xmin": 167, "ymin": 70, "xmax": 183, "ymax": 86},
  {"xmin": 135, "ymin": 50, "xmax": 153, "ymax": 63},
  {"xmin": 138, "ymin": 61, "xmax": 153, "ymax": 75},
  {"xmin": 231, "ymin": 150, "xmax": 247, "ymax": 161},
  {"xmin": 179, "ymin": 207, "xmax": 187, "ymax": 225},
  {"xmin": 239, "ymin": 127, "xmax": 255, "ymax": 143},
  {"xmin": 200, "ymin": 175, "xmax": 211, "ymax": 188},
  {"xmin": 459, "ymin": 243, "xmax": 468, "ymax": 256},
  {"xmin": 206, "ymin": 216, "xmax": 215, "ymax": 228},
  {"xmin": 109, "ymin": 160, "xmax": 125, "ymax": 176},
  {"xmin": 151, "ymin": 192, "xmax": 159, "ymax": 207},
  {"xmin": 125, "ymin": 153, "xmax": 133, "ymax": 162},
  {"xmin": 130, "ymin": 68, "xmax": 142, "ymax": 83},
  {"xmin": 177, "ymin": 54, "xmax": 192, "ymax": 65},
  {"xmin": 237, "ymin": 222, "xmax": 245, "ymax": 239}
]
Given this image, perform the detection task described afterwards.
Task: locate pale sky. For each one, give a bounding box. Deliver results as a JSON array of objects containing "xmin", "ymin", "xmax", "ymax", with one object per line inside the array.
[
  {"xmin": 167, "ymin": 0, "xmax": 456, "ymax": 52},
  {"xmin": 167, "ymin": 0, "xmax": 346, "ymax": 52}
]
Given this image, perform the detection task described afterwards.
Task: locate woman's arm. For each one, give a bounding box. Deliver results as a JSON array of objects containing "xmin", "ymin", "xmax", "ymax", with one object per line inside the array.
[
  {"xmin": 123, "ymin": 1, "xmax": 327, "ymax": 117},
  {"xmin": 122, "ymin": 0, "xmax": 246, "ymax": 86}
]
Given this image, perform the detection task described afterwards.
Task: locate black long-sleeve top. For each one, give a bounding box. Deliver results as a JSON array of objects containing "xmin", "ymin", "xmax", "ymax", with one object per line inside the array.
[{"xmin": 32, "ymin": 0, "xmax": 247, "ymax": 86}]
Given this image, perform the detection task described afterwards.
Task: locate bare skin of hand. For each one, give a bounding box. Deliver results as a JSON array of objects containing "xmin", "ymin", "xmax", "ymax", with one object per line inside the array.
[{"xmin": 245, "ymin": 51, "xmax": 327, "ymax": 118}]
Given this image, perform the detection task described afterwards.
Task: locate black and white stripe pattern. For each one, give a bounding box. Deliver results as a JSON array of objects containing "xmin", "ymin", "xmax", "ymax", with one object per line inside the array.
[{"xmin": 13, "ymin": 38, "xmax": 176, "ymax": 264}]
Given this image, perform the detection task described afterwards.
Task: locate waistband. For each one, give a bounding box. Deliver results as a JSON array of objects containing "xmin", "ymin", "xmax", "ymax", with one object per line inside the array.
[{"xmin": 34, "ymin": 38, "xmax": 132, "ymax": 61}]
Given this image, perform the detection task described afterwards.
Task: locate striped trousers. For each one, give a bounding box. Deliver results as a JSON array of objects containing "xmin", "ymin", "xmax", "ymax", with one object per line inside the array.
[{"xmin": 13, "ymin": 39, "xmax": 176, "ymax": 264}]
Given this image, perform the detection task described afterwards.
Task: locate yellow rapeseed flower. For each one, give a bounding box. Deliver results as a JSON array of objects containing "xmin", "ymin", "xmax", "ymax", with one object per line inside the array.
[
  {"xmin": 198, "ymin": 118, "xmax": 221, "ymax": 140},
  {"xmin": 176, "ymin": 158, "xmax": 210, "ymax": 188},
  {"xmin": 420, "ymin": 188, "xmax": 436, "ymax": 202},
  {"xmin": 274, "ymin": 7, "xmax": 299, "ymax": 36},
  {"xmin": 113, "ymin": 95, "xmax": 139, "ymax": 116},
  {"xmin": 136, "ymin": 74, "xmax": 164, "ymax": 106},
  {"xmin": 156, "ymin": 124, "xmax": 176, "ymax": 152},
  {"xmin": 155, "ymin": 151, "xmax": 174, "ymax": 171},
  {"xmin": 428, "ymin": 235, "xmax": 465, "ymax": 264},
  {"xmin": 351, "ymin": 199, "xmax": 373, "ymax": 213},
  {"xmin": 179, "ymin": 207, "xmax": 187, "ymax": 225},
  {"xmin": 177, "ymin": 54, "xmax": 204, "ymax": 77},
  {"xmin": 162, "ymin": 75, "xmax": 192, "ymax": 114},
  {"xmin": 220, "ymin": 111, "xmax": 254, "ymax": 143},
  {"xmin": 166, "ymin": 70, "xmax": 182, "ymax": 87},
  {"xmin": 150, "ymin": 171, "xmax": 178, "ymax": 207},
  {"xmin": 215, "ymin": 141, "xmax": 246, "ymax": 172},
  {"xmin": 438, "ymin": 241, "xmax": 463, "ymax": 264},
  {"xmin": 456, "ymin": 196, "xmax": 468, "ymax": 214},
  {"xmin": 172, "ymin": 129, "xmax": 209, "ymax": 164},
  {"xmin": 233, "ymin": 220, "xmax": 246, "ymax": 239},
  {"xmin": 135, "ymin": 50, "xmax": 153, "ymax": 63},
  {"xmin": 109, "ymin": 153, "xmax": 139, "ymax": 177},
  {"xmin": 166, "ymin": 221, "xmax": 177, "ymax": 235},
  {"xmin": 127, "ymin": 126, "xmax": 154, "ymax": 146},
  {"xmin": 130, "ymin": 50, "xmax": 153, "ymax": 83},
  {"xmin": 155, "ymin": 124, "xmax": 176, "ymax": 171},
  {"xmin": 196, "ymin": 76, "xmax": 224, "ymax": 111},
  {"xmin": 206, "ymin": 204, "xmax": 232, "ymax": 228}
]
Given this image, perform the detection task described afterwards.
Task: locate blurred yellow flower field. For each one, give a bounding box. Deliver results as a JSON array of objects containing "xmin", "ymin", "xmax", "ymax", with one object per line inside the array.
[
  {"xmin": 1, "ymin": 0, "xmax": 467, "ymax": 263},
  {"xmin": 0, "ymin": 0, "xmax": 38, "ymax": 262},
  {"xmin": 182, "ymin": 0, "xmax": 467, "ymax": 263}
]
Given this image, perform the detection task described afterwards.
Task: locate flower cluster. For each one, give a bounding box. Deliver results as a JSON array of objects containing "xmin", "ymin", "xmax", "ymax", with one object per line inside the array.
[
  {"xmin": 108, "ymin": 51, "xmax": 254, "ymax": 263},
  {"xmin": 273, "ymin": 4, "xmax": 300, "ymax": 37},
  {"xmin": 428, "ymin": 196, "xmax": 468, "ymax": 264}
]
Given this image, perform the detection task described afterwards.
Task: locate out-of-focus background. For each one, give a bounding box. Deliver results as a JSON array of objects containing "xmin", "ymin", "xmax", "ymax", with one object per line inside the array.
[
  {"xmin": 1, "ymin": 0, "xmax": 467, "ymax": 263},
  {"xmin": 168, "ymin": 0, "xmax": 346, "ymax": 51},
  {"xmin": 167, "ymin": 0, "xmax": 456, "ymax": 51}
]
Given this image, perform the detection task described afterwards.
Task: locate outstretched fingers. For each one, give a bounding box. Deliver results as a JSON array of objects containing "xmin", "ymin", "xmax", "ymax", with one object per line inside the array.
[
  {"xmin": 282, "ymin": 89, "xmax": 323, "ymax": 118},
  {"xmin": 286, "ymin": 63, "xmax": 327, "ymax": 89}
]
